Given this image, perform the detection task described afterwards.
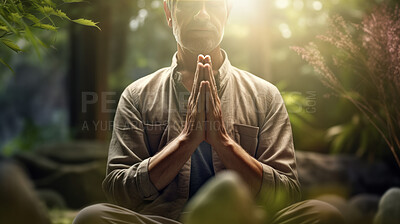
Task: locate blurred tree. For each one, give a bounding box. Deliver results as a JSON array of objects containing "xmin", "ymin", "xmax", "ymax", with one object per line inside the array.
[{"xmin": 68, "ymin": 0, "xmax": 137, "ymax": 140}]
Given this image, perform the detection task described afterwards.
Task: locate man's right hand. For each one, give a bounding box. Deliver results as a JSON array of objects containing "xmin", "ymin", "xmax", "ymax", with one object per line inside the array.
[
  {"xmin": 148, "ymin": 55, "xmax": 213, "ymax": 191},
  {"xmin": 181, "ymin": 55, "xmax": 207, "ymax": 145}
]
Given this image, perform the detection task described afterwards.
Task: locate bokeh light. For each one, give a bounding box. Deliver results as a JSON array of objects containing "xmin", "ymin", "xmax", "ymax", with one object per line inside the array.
[
  {"xmin": 312, "ymin": 1, "xmax": 323, "ymax": 11},
  {"xmin": 275, "ymin": 0, "xmax": 291, "ymax": 9},
  {"xmin": 278, "ymin": 23, "xmax": 292, "ymax": 39}
]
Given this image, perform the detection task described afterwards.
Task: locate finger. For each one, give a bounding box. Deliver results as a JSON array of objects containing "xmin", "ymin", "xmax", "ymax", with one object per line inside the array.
[
  {"xmin": 197, "ymin": 81, "xmax": 206, "ymax": 120},
  {"xmin": 191, "ymin": 54, "xmax": 205, "ymax": 97},
  {"xmin": 204, "ymin": 55, "xmax": 214, "ymax": 80},
  {"xmin": 204, "ymin": 81, "xmax": 215, "ymax": 117},
  {"xmin": 190, "ymin": 62, "xmax": 203, "ymax": 101},
  {"xmin": 204, "ymin": 63, "xmax": 218, "ymax": 100},
  {"xmin": 204, "ymin": 55, "xmax": 212, "ymax": 68},
  {"xmin": 198, "ymin": 54, "xmax": 205, "ymax": 64}
]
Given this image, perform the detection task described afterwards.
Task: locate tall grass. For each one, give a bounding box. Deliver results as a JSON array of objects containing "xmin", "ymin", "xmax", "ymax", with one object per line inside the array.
[{"xmin": 292, "ymin": 5, "xmax": 400, "ymax": 167}]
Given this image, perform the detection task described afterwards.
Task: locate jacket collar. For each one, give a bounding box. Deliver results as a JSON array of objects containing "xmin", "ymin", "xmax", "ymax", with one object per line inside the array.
[{"xmin": 170, "ymin": 49, "xmax": 232, "ymax": 92}]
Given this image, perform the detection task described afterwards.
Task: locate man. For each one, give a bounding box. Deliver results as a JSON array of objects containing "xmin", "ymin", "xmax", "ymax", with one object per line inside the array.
[{"xmin": 74, "ymin": 0, "xmax": 344, "ymax": 223}]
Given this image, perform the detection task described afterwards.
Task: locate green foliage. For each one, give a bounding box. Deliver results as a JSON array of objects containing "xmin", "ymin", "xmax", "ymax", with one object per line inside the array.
[
  {"xmin": 0, "ymin": 57, "xmax": 14, "ymax": 72},
  {"xmin": 2, "ymin": 113, "xmax": 69, "ymax": 157},
  {"xmin": 293, "ymin": 4, "xmax": 400, "ymax": 165},
  {"xmin": 2, "ymin": 118, "xmax": 42, "ymax": 156},
  {"xmin": 1, "ymin": 38, "xmax": 22, "ymax": 52},
  {"xmin": 326, "ymin": 114, "xmax": 387, "ymax": 160},
  {"xmin": 72, "ymin": 18, "xmax": 100, "ymax": 30},
  {"xmin": 278, "ymin": 82, "xmax": 325, "ymax": 151},
  {"xmin": 0, "ymin": 0, "xmax": 99, "ymax": 72}
]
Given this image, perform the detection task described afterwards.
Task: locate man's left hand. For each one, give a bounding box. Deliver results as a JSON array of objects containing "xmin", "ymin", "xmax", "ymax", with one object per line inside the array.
[{"xmin": 200, "ymin": 56, "xmax": 231, "ymax": 148}]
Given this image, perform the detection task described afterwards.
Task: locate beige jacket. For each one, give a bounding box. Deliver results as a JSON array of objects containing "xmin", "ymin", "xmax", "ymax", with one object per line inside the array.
[{"xmin": 102, "ymin": 50, "xmax": 300, "ymax": 220}]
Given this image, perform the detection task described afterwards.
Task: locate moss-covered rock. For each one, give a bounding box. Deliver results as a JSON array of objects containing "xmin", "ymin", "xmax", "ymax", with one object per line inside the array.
[{"xmin": 181, "ymin": 170, "xmax": 265, "ymax": 224}]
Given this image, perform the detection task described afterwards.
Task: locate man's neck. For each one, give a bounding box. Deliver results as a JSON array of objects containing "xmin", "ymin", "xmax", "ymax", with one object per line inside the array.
[{"xmin": 176, "ymin": 44, "xmax": 224, "ymax": 74}]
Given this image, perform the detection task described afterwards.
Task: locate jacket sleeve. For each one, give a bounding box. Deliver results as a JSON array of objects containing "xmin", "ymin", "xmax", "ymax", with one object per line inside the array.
[
  {"xmin": 102, "ymin": 87, "xmax": 159, "ymax": 210},
  {"xmin": 255, "ymin": 86, "xmax": 301, "ymax": 211}
]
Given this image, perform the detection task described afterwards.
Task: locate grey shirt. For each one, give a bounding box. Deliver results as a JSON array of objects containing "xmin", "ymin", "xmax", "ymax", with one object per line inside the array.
[{"xmin": 102, "ymin": 50, "xmax": 301, "ymax": 220}]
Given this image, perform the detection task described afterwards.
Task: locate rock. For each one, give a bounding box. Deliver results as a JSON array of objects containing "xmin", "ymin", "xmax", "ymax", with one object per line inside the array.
[
  {"xmin": 37, "ymin": 189, "xmax": 67, "ymax": 209},
  {"xmin": 374, "ymin": 187, "xmax": 400, "ymax": 224},
  {"xmin": 316, "ymin": 194, "xmax": 361, "ymax": 224},
  {"xmin": 0, "ymin": 159, "xmax": 51, "ymax": 224},
  {"xmin": 296, "ymin": 151, "xmax": 400, "ymax": 199},
  {"xmin": 182, "ymin": 170, "xmax": 265, "ymax": 224},
  {"xmin": 13, "ymin": 141, "xmax": 109, "ymax": 209},
  {"xmin": 349, "ymin": 194, "xmax": 380, "ymax": 224}
]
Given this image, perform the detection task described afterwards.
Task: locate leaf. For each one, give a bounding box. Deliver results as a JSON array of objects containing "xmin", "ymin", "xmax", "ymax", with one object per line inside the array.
[
  {"xmin": 25, "ymin": 14, "xmax": 41, "ymax": 24},
  {"xmin": 17, "ymin": 3, "xmax": 24, "ymax": 12},
  {"xmin": 0, "ymin": 57, "xmax": 15, "ymax": 74},
  {"xmin": 72, "ymin": 18, "xmax": 101, "ymax": 30},
  {"xmin": 0, "ymin": 14, "xmax": 18, "ymax": 34},
  {"xmin": 10, "ymin": 13, "xmax": 23, "ymax": 23},
  {"xmin": 38, "ymin": 6, "xmax": 55, "ymax": 15},
  {"xmin": 23, "ymin": 24, "xmax": 46, "ymax": 59},
  {"xmin": 34, "ymin": 23, "xmax": 58, "ymax": 31},
  {"xmin": 53, "ymin": 9, "xmax": 70, "ymax": 20},
  {"xmin": 44, "ymin": 0, "xmax": 56, "ymax": 7},
  {"xmin": 0, "ymin": 25, "xmax": 9, "ymax": 32},
  {"xmin": 1, "ymin": 38, "xmax": 22, "ymax": 52},
  {"xmin": 63, "ymin": 0, "xmax": 85, "ymax": 3}
]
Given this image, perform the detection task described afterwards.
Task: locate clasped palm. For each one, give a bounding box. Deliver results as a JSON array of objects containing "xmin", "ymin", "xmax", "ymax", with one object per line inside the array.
[{"xmin": 182, "ymin": 54, "xmax": 229, "ymax": 146}]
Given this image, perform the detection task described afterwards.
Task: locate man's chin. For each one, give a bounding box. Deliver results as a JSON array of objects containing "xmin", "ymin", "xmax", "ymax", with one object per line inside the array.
[{"xmin": 181, "ymin": 43, "xmax": 219, "ymax": 55}]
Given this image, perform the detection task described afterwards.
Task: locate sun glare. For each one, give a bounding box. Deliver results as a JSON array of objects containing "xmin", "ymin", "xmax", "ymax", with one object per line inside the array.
[
  {"xmin": 275, "ymin": 0, "xmax": 290, "ymax": 9},
  {"xmin": 230, "ymin": 0, "xmax": 260, "ymax": 16}
]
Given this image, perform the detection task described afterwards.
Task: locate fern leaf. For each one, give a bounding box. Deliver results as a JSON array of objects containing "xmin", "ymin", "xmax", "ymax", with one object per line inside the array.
[
  {"xmin": 0, "ymin": 25, "xmax": 9, "ymax": 32},
  {"xmin": 25, "ymin": 14, "xmax": 41, "ymax": 24},
  {"xmin": 34, "ymin": 23, "xmax": 58, "ymax": 31},
  {"xmin": 0, "ymin": 14, "xmax": 17, "ymax": 34},
  {"xmin": 38, "ymin": 6, "xmax": 55, "ymax": 15},
  {"xmin": 0, "ymin": 57, "xmax": 14, "ymax": 74},
  {"xmin": 1, "ymin": 38, "xmax": 22, "ymax": 52},
  {"xmin": 72, "ymin": 18, "xmax": 100, "ymax": 30},
  {"xmin": 52, "ymin": 9, "xmax": 70, "ymax": 20},
  {"xmin": 63, "ymin": 0, "xmax": 85, "ymax": 3}
]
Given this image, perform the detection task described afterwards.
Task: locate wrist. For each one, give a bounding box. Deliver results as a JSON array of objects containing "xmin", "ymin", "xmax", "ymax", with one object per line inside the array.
[
  {"xmin": 212, "ymin": 133, "xmax": 235, "ymax": 151},
  {"xmin": 177, "ymin": 132, "xmax": 202, "ymax": 150}
]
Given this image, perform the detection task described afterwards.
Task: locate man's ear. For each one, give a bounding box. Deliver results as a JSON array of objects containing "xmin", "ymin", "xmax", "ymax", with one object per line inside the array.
[{"xmin": 164, "ymin": 0, "xmax": 173, "ymax": 28}]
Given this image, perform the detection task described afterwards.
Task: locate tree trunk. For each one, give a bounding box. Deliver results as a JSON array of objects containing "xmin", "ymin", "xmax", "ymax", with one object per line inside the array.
[{"xmin": 68, "ymin": 0, "xmax": 112, "ymax": 140}]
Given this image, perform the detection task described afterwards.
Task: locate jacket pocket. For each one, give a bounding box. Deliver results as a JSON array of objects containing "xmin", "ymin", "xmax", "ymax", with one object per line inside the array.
[
  {"xmin": 143, "ymin": 123, "xmax": 168, "ymax": 156},
  {"xmin": 233, "ymin": 123, "xmax": 259, "ymax": 157}
]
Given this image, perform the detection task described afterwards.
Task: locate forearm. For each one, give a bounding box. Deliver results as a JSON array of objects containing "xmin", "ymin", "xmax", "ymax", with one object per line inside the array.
[
  {"xmin": 148, "ymin": 134, "xmax": 198, "ymax": 191},
  {"xmin": 213, "ymin": 136, "xmax": 263, "ymax": 196}
]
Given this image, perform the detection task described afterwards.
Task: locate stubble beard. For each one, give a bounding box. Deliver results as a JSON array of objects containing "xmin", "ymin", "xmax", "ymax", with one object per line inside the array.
[{"xmin": 173, "ymin": 24, "xmax": 224, "ymax": 55}]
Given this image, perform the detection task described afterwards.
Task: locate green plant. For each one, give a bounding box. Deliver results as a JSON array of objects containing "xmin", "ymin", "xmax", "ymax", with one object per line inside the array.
[
  {"xmin": 278, "ymin": 82, "xmax": 327, "ymax": 151},
  {"xmin": 292, "ymin": 4, "xmax": 400, "ymax": 166},
  {"xmin": 0, "ymin": 0, "xmax": 99, "ymax": 72},
  {"xmin": 326, "ymin": 113, "xmax": 387, "ymax": 160}
]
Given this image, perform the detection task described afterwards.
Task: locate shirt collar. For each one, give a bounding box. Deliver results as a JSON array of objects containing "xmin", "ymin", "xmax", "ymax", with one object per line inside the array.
[{"xmin": 170, "ymin": 49, "xmax": 232, "ymax": 92}]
